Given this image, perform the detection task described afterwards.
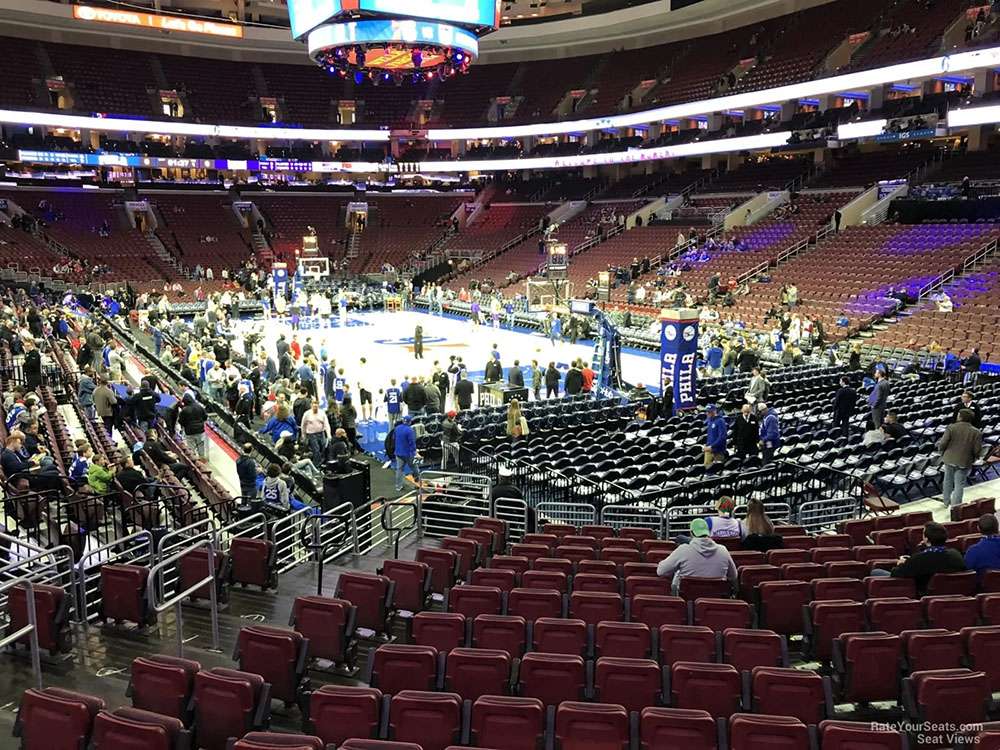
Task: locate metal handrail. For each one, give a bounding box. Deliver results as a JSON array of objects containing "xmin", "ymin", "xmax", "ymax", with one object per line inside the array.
[
  {"xmin": 0, "ymin": 578, "xmax": 42, "ymax": 690},
  {"xmin": 157, "ymin": 517, "xmax": 217, "ymax": 559},
  {"xmin": 302, "ymin": 511, "xmax": 351, "ymax": 596},
  {"xmin": 147, "ymin": 538, "xmax": 220, "ymax": 656}
]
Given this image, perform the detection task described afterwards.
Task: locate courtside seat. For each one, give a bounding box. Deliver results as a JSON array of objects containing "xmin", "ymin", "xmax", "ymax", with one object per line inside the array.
[
  {"xmin": 569, "ymin": 591, "xmax": 623, "ymax": 625},
  {"xmin": 234, "ymin": 625, "xmax": 309, "ymax": 706},
  {"xmin": 229, "ymin": 537, "xmax": 277, "ymax": 591},
  {"xmin": 533, "ymin": 617, "xmax": 588, "ymax": 656},
  {"xmin": 819, "ymin": 720, "xmax": 906, "ymax": 750},
  {"xmin": 14, "ymin": 687, "xmax": 104, "ymax": 750},
  {"xmin": 470, "ymin": 695, "xmax": 545, "ymax": 750},
  {"xmin": 832, "ymin": 632, "xmax": 901, "ymax": 704},
  {"xmin": 443, "ymin": 647, "xmax": 512, "ymax": 701},
  {"xmin": 91, "ymin": 707, "xmax": 189, "ymax": 750},
  {"xmin": 692, "ymin": 598, "xmax": 752, "ymax": 631},
  {"xmin": 751, "ymin": 666, "xmax": 832, "ymax": 724},
  {"xmin": 904, "ymin": 668, "xmax": 991, "ymax": 726},
  {"xmin": 961, "ymin": 626, "xmax": 1000, "ymax": 691},
  {"xmin": 639, "ymin": 707, "xmax": 718, "ymax": 750},
  {"xmin": 757, "ymin": 580, "xmax": 810, "ymax": 635},
  {"xmin": 866, "ymin": 597, "xmax": 923, "ymax": 635},
  {"xmin": 901, "ymin": 629, "xmax": 963, "ymax": 673},
  {"xmin": 473, "ymin": 517, "xmax": 508, "ymax": 554},
  {"xmin": 178, "ymin": 547, "xmax": 229, "ymax": 604},
  {"xmin": 232, "ymin": 731, "xmax": 323, "ymax": 750},
  {"xmin": 596, "ymin": 621, "xmax": 652, "ymax": 659},
  {"xmin": 381, "ymin": 560, "xmax": 432, "ymax": 613},
  {"xmin": 517, "ymin": 652, "xmax": 587, "ymax": 706},
  {"xmin": 387, "ymin": 691, "xmax": 462, "ymax": 750},
  {"xmin": 470, "ymin": 567, "xmax": 517, "ymax": 593},
  {"xmin": 804, "ymin": 600, "xmax": 866, "ymax": 662},
  {"xmin": 192, "ymin": 667, "xmax": 270, "ymax": 750},
  {"xmin": 128, "ymin": 655, "xmax": 201, "ymax": 721},
  {"xmin": 729, "ymin": 713, "xmax": 808, "ymax": 750},
  {"xmin": 289, "ymin": 596, "xmax": 357, "ymax": 667},
  {"xmin": 555, "ymin": 702, "xmax": 629, "ymax": 750},
  {"xmin": 8, "ymin": 582, "xmax": 71, "ymax": 653},
  {"xmin": 415, "ymin": 548, "xmax": 460, "ymax": 594},
  {"xmin": 306, "ymin": 685, "xmax": 383, "ymax": 747},
  {"xmin": 368, "ymin": 644, "xmax": 439, "ymax": 695},
  {"xmin": 445, "ymin": 585, "xmax": 502, "ymax": 619},
  {"xmin": 659, "ymin": 625, "xmax": 717, "ymax": 667},
  {"xmin": 508, "ymin": 587, "xmax": 564, "ymax": 620},
  {"xmin": 335, "ymin": 572, "xmax": 395, "ymax": 637},
  {"xmin": 473, "ymin": 614, "xmax": 527, "ymax": 656},
  {"xmin": 412, "ymin": 612, "xmax": 466, "ymax": 652},
  {"xmin": 669, "ymin": 662, "xmax": 742, "ymax": 718},
  {"xmin": 594, "ymin": 656, "xmax": 664, "ymax": 712},
  {"xmin": 100, "ymin": 564, "xmax": 153, "ymax": 627},
  {"xmin": 722, "ymin": 628, "xmax": 786, "ymax": 673}
]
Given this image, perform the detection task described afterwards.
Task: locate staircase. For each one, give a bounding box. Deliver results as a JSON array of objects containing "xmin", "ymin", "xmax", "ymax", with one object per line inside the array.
[
  {"xmin": 346, "ymin": 232, "xmax": 361, "ymax": 259},
  {"xmin": 145, "ymin": 232, "xmax": 183, "ymax": 277}
]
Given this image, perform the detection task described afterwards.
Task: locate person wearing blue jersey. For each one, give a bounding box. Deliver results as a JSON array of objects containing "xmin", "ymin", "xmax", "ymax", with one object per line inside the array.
[
  {"xmin": 334, "ymin": 369, "xmax": 347, "ymax": 403},
  {"xmin": 384, "ymin": 379, "xmax": 403, "ymax": 428}
]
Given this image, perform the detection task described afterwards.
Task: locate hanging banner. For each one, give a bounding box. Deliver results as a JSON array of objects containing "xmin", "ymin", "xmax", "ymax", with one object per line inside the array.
[{"xmin": 660, "ymin": 308, "xmax": 699, "ymax": 411}]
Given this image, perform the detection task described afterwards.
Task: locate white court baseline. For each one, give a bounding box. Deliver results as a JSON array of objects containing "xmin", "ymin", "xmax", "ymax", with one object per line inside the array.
[{"xmin": 231, "ymin": 309, "xmax": 662, "ymax": 412}]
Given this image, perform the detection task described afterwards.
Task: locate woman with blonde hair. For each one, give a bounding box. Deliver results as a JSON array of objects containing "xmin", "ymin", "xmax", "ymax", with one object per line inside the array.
[{"xmin": 506, "ymin": 399, "xmax": 528, "ymax": 438}]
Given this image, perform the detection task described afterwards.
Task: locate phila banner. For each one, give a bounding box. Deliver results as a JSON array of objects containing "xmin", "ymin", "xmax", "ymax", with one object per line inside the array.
[{"xmin": 660, "ymin": 309, "xmax": 699, "ymax": 411}]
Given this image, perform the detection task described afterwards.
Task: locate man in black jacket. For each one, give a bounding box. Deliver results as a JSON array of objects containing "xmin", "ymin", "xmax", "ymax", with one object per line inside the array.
[
  {"xmin": 832, "ymin": 376, "xmax": 856, "ymax": 438},
  {"xmin": 236, "ymin": 443, "xmax": 259, "ymax": 500},
  {"xmin": 117, "ymin": 455, "xmax": 149, "ymax": 497},
  {"xmin": 132, "ymin": 379, "xmax": 159, "ymax": 431},
  {"xmin": 564, "ymin": 360, "xmax": 584, "ymax": 396},
  {"xmin": 454, "ymin": 372, "xmax": 474, "ymax": 411},
  {"xmin": 544, "ymin": 362, "xmax": 560, "ymax": 399},
  {"xmin": 872, "ymin": 522, "xmax": 966, "ymax": 596},
  {"xmin": 403, "ymin": 378, "xmax": 427, "ymax": 415},
  {"xmin": 484, "ymin": 356, "xmax": 502, "ymax": 384},
  {"xmin": 963, "ymin": 348, "xmax": 982, "ymax": 387},
  {"xmin": 953, "ymin": 390, "xmax": 983, "ymax": 429},
  {"xmin": 177, "ymin": 392, "xmax": 208, "ymax": 459},
  {"xmin": 23, "ymin": 339, "xmax": 42, "ymax": 390},
  {"xmin": 508, "ymin": 360, "xmax": 525, "ymax": 388}
]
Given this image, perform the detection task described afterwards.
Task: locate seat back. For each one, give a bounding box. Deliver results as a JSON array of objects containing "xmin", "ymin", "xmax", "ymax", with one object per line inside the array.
[
  {"xmin": 336, "ymin": 572, "xmax": 393, "ymax": 633},
  {"xmin": 555, "ymin": 702, "xmax": 630, "ymax": 750},
  {"xmin": 473, "ymin": 517, "xmax": 507, "ymax": 553},
  {"xmin": 370, "ymin": 644, "xmax": 438, "ymax": 695},
  {"xmin": 723, "ymin": 628, "xmax": 784, "ymax": 673},
  {"xmin": 927, "ymin": 571, "xmax": 977, "ymax": 597},
  {"xmin": 229, "ymin": 537, "xmax": 275, "ymax": 589},
  {"xmin": 638, "ymin": 707, "xmax": 717, "ymax": 750},
  {"xmin": 470, "ymin": 567, "xmax": 517, "ymax": 593},
  {"xmin": 236, "ymin": 625, "xmax": 304, "ymax": 704},
  {"xmin": 692, "ymin": 598, "xmax": 752, "ymax": 631},
  {"xmin": 533, "ymin": 617, "xmax": 587, "ymax": 656},
  {"xmin": 388, "ymin": 690, "xmax": 462, "ymax": 750},
  {"xmin": 411, "ymin": 612, "xmax": 466, "ymax": 653},
  {"xmin": 923, "ymin": 595, "xmax": 978, "ymax": 631},
  {"xmin": 9, "ymin": 582, "xmax": 68, "ymax": 653},
  {"xmin": 596, "ymin": 621, "xmax": 652, "ymax": 659},
  {"xmin": 808, "ymin": 600, "xmax": 865, "ymax": 661},
  {"xmin": 866, "ymin": 597, "xmax": 922, "ymax": 635},
  {"xmin": 470, "ymin": 695, "xmax": 545, "ymax": 750},
  {"xmin": 381, "ymin": 559, "xmax": 430, "ymax": 612},
  {"xmin": 757, "ymin": 581, "xmax": 810, "ymax": 635},
  {"xmin": 290, "ymin": 596, "xmax": 354, "ymax": 663},
  {"xmin": 308, "ymin": 685, "xmax": 382, "ymax": 746},
  {"xmin": 521, "ymin": 569, "xmax": 568, "ymax": 593},
  {"xmin": 839, "ymin": 632, "xmax": 901, "ymax": 703},
  {"xmin": 193, "ymin": 668, "xmax": 264, "ymax": 750},
  {"xmin": 100, "ymin": 564, "xmax": 150, "ymax": 626},
  {"xmin": 910, "ymin": 668, "xmax": 990, "ymax": 725},
  {"xmin": 594, "ymin": 656, "xmax": 662, "ymax": 713},
  {"xmin": 16, "ymin": 688, "xmax": 102, "ymax": 750},
  {"xmin": 91, "ymin": 708, "xmax": 186, "ymax": 750},
  {"xmin": 439, "ymin": 537, "xmax": 480, "ymax": 579},
  {"xmin": 129, "ymin": 655, "xmax": 200, "ymax": 720},
  {"xmin": 517, "ymin": 652, "xmax": 586, "ymax": 706},
  {"xmin": 729, "ymin": 713, "xmax": 808, "ymax": 750},
  {"xmin": 962, "ymin": 626, "xmax": 1000, "ymax": 691},
  {"xmin": 678, "ymin": 577, "xmax": 731, "ymax": 601},
  {"xmin": 444, "ymin": 647, "xmax": 512, "ymax": 701},
  {"xmin": 573, "ymin": 573, "xmax": 619, "ymax": 594},
  {"xmin": 507, "ymin": 587, "xmax": 563, "ymax": 620},
  {"xmin": 659, "ymin": 625, "xmax": 716, "ymax": 666},
  {"xmin": 630, "ymin": 595, "xmax": 687, "ymax": 628},
  {"xmin": 472, "ymin": 614, "xmax": 526, "ymax": 656},
  {"xmin": 751, "ymin": 666, "xmax": 828, "ymax": 724},
  {"xmin": 904, "ymin": 629, "xmax": 963, "ymax": 673},
  {"xmin": 447, "ymin": 585, "xmax": 502, "ymax": 619},
  {"xmin": 569, "ymin": 591, "xmax": 623, "ymax": 625},
  {"xmin": 670, "ymin": 662, "xmax": 742, "ymax": 718},
  {"xmin": 415, "ymin": 548, "xmax": 459, "ymax": 593},
  {"xmin": 819, "ymin": 720, "xmax": 905, "ymax": 750}
]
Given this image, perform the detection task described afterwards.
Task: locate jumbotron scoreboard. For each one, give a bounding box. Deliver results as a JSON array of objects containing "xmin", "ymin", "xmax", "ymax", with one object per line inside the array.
[{"xmin": 289, "ymin": 0, "xmax": 500, "ymax": 82}]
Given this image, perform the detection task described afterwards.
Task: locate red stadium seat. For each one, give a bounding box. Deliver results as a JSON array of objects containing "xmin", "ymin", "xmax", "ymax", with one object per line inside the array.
[
  {"xmin": 926, "ymin": 571, "xmax": 977, "ymax": 597},
  {"xmin": 192, "ymin": 668, "xmax": 269, "ymax": 750},
  {"xmin": 472, "ymin": 614, "xmax": 527, "ymax": 656},
  {"xmin": 812, "ymin": 577, "xmax": 865, "ymax": 602},
  {"xmin": 532, "ymin": 558, "xmax": 573, "ymax": 576},
  {"xmin": 669, "ymin": 662, "xmax": 742, "ymax": 718},
  {"xmin": 307, "ymin": 685, "xmax": 383, "ymax": 747},
  {"xmin": 381, "ymin": 559, "xmax": 432, "ymax": 612},
  {"xmin": 128, "ymin": 655, "xmax": 201, "ymax": 721},
  {"xmin": 595, "ymin": 621, "xmax": 652, "ymax": 659},
  {"xmin": 488, "ymin": 555, "xmax": 530, "ymax": 578},
  {"xmin": 573, "ymin": 573, "xmax": 620, "ymax": 594},
  {"xmin": 865, "ymin": 576, "xmax": 916, "ymax": 599},
  {"xmin": 473, "ymin": 517, "xmax": 507, "ymax": 553},
  {"xmin": 904, "ymin": 669, "xmax": 990, "ymax": 725},
  {"xmin": 555, "ymin": 702, "xmax": 629, "ymax": 750},
  {"xmin": 234, "ymin": 625, "xmax": 309, "ymax": 705},
  {"xmin": 805, "ymin": 600, "xmax": 866, "ymax": 662},
  {"xmin": 369, "ymin": 644, "xmax": 438, "ymax": 695},
  {"xmin": 722, "ymin": 628, "xmax": 786, "ymax": 673},
  {"xmin": 335, "ymin": 572, "xmax": 395, "ymax": 636},
  {"xmin": 470, "ymin": 695, "xmax": 545, "ymax": 750},
  {"xmin": 902, "ymin": 629, "xmax": 963, "ymax": 673},
  {"xmin": 692, "ymin": 598, "xmax": 752, "ymax": 631},
  {"xmin": 517, "ymin": 652, "xmax": 586, "ymax": 706},
  {"xmin": 387, "ymin": 690, "xmax": 462, "ymax": 750},
  {"xmin": 470, "ymin": 567, "xmax": 517, "ymax": 593},
  {"xmin": 232, "ymin": 732, "xmax": 323, "ymax": 750},
  {"xmin": 624, "ymin": 575, "xmax": 671, "ymax": 599},
  {"xmin": 439, "ymin": 537, "xmax": 481, "ymax": 579},
  {"xmin": 729, "ymin": 713, "xmax": 808, "ymax": 750},
  {"xmin": 922, "ymin": 595, "xmax": 978, "ymax": 631},
  {"xmin": 639, "ymin": 707, "xmax": 718, "ymax": 750},
  {"xmin": 443, "ymin": 647, "xmax": 512, "ymax": 701},
  {"xmin": 866, "ymin": 597, "xmax": 923, "ymax": 635},
  {"xmin": 569, "ymin": 591, "xmax": 623, "ymax": 625},
  {"xmin": 289, "ymin": 596, "xmax": 356, "ymax": 666},
  {"xmin": 415, "ymin": 548, "xmax": 460, "ymax": 594},
  {"xmin": 8, "ymin": 582, "xmax": 71, "ymax": 653},
  {"xmin": 962, "ymin": 626, "xmax": 1000, "ymax": 691},
  {"xmin": 91, "ymin": 708, "xmax": 189, "ymax": 750},
  {"xmin": 630, "ymin": 595, "xmax": 687, "ymax": 628},
  {"xmin": 411, "ymin": 612, "xmax": 466, "ymax": 653},
  {"xmin": 533, "ymin": 617, "xmax": 588, "ymax": 656},
  {"xmin": 737, "ymin": 565, "xmax": 781, "ymax": 601},
  {"xmin": 819, "ymin": 720, "xmax": 905, "ymax": 750},
  {"xmin": 750, "ymin": 666, "xmax": 831, "ymax": 724},
  {"xmin": 14, "ymin": 688, "xmax": 104, "ymax": 750},
  {"xmin": 757, "ymin": 580, "xmax": 810, "ymax": 635},
  {"xmin": 659, "ymin": 624, "xmax": 717, "ymax": 666},
  {"xmin": 678, "ymin": 577, "xmax": 732, "ymax": 601},
  {"xmin": 229, "ymin": 537, "xmax": 277, "ymax": 591},
  {"xmin": 594, "ymin": 656, "xmax": 664, "ymax": 712},
  {"xmin": 100, "ymin": 564, "xmax": 153, "ymax": 627},
  {"xmin": 446, "ymin": 585, "xmax": 502, "ymax": 619}
]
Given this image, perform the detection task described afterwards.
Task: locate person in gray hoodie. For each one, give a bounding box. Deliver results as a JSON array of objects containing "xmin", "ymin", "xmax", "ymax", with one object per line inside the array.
[{"xmin": 656, "ymin": 517, "xmax": 738, "ymax": 595}]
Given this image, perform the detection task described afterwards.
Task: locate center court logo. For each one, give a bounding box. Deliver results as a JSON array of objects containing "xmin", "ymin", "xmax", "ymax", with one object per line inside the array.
[{"xmin": 374, "ymin": 336, "xmax": 448, "ymax": 345}]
